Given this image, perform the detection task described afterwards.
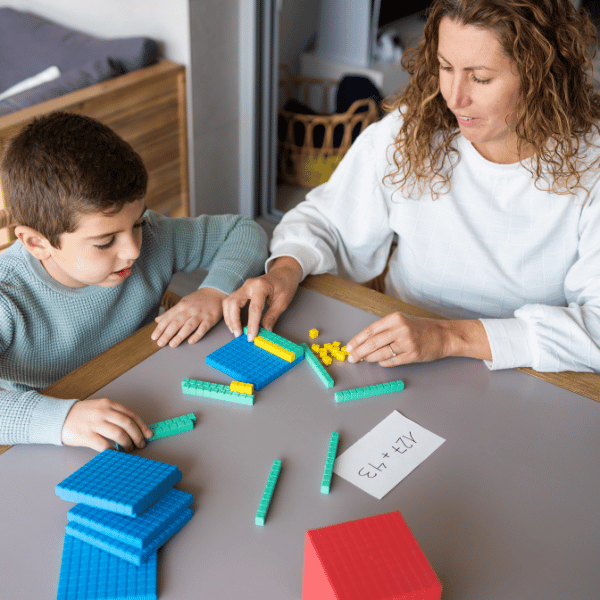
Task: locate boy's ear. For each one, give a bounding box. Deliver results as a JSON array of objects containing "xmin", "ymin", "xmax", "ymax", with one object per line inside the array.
[{"xmin": 14, "ymin": 225, "xmax": 53, "ymax": 260}]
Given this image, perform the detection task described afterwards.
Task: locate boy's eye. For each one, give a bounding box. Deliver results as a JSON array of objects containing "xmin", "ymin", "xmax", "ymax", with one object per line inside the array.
[
  {"xmin": 95, "ymin": 237, "xmax": 115, "ymax": 250},
  {"xmin": 94, "ymin": 219, "xmax": 146, "ymax": 250}
]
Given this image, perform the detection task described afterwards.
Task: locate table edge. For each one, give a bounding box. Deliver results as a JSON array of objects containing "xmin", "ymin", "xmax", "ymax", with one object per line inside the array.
[{"xmin": 1, "ymin": 273, "xmax": 597, "ymax": 455}]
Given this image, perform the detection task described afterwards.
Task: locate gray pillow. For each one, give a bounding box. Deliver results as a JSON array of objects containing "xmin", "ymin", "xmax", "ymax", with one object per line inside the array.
[
  {"xmin": 0, "ymin": 59, "xmax": 121, "ymax": 117},
  {"xmin": 0, "ymin": 7, "xmax": 158, "ymax": 113}
]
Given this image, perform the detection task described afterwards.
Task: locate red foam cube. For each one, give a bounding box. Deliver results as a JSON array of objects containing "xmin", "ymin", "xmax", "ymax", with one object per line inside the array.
[{"xmin": 302, "ymin": 511, "xmax": 442, "ymax": 600}]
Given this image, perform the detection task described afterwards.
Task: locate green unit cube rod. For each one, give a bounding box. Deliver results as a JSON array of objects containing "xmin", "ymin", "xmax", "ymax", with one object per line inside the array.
[
  {"xmin": 116, "ymin": 413, "xmax": 196, "ymax": 449},
  {"xmin": 320, "ymin": 431, "xmax": 340, "ymax": 494},
  {"xmin": 255, "ymin": 459, "xmax": 282, "ymax": 526},
  {"xmin": 148, "ymin": 413, "xmax": 196, "ymax": 442},
  {"xmin": 334, "ymin": 379, "xmax": 405, "ymax": 403},
  {"xmin": 182, "ymin": 378, "xmax": 254, "ymax": 405},
  {"xmin": 301, "ymin": 343, "xmax": 334, "ymax": 388}
]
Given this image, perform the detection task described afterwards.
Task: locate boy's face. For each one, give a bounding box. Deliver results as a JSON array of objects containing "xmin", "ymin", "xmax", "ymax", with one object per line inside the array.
[{"xmin": 40, "ymin": 199, "xmax": 146, "ymax": 289}]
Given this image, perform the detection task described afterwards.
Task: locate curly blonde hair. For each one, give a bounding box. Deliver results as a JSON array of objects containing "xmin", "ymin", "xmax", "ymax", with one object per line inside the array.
[{"xmin": 386, "ymin": 0, "xmax": 600, "ymax": 198}]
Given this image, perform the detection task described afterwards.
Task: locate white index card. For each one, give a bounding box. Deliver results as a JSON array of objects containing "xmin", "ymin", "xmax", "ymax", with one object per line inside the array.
[{"xmin": 333, "ymin": 410, "xmax": 445, "ymax": 499}]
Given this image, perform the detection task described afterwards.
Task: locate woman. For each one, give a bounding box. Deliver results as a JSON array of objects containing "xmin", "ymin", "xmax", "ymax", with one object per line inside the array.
[{"xmin": 224, "ymin": 0, "xmax": 600, "ymax": 373}]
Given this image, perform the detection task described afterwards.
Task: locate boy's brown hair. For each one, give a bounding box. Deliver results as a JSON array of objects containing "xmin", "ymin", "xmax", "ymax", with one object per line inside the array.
[{"xmin": 0, "ymin": 112, "xmax": 147, "ymax": 247}]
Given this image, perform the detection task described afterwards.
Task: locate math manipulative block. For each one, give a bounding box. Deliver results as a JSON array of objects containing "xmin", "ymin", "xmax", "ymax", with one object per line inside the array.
[
  {"xmin": 206, "ymin": 329, "xmax": 304, "ymax": 390},
  {"xmin": 67, "ymin": 488, "xmax": 193, "ymax": 549},
  {"xmin": 147, "ymin": 413, "xmax": 196, "ymax": 442},
  {"xmin": 302, "ymin": 343, "xmax": 334, "ymax": 389},
  {"xmin": 254, "ymin": 335, "xmax": 295, "ymax": 362},
  {"xmin": 115, "ymin": 413, "xmax": 198, "ymax": 450},
  {"xmin": 55, "ymin": 449, "xmax": 182, "ymax": 517},
  {"xmin": 251, "ymin": 327, "xmax": 304, "ymax": 358},
  {"xmin": 334, "ymin": 379, "xmax": 405, "ymax": 403},
  {"xmin": 230, "ymin": 380, "xmax": 254, "ymax": 395},
  {"xmin": 182, "ymin": 378, "xmax": 254, "ymax": 405},
  {"xmin": 66, "ymin": 507, "xmax": 193, "ymax": 565},
  {"xmin": 302, "ymin": 511, "xmax": 442, "ymax": 600},
  {"xmin": 255, "ymin": 459, "xmax": 282, "ymax": 526},
  {"xmin": 320, "ymin": 431, "xmax": 340, "ymax": 494},
  {"xmin": 57, "ymin": 534, "xmax": 157, "ymax": 600}
]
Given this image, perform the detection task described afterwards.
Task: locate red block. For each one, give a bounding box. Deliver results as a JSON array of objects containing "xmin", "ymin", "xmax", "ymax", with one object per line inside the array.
[{"xmin": 302, "ymin": 511, "xmax": 442, "ymax": 600}]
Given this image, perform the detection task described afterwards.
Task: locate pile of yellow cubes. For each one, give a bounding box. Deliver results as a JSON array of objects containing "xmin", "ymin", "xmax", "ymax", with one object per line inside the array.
[{"xmin": 308, "ymin": 328, "xmax": 349, "ymax": 366}]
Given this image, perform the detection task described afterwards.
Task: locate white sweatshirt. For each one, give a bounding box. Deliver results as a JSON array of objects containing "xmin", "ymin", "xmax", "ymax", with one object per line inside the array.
[{"xmin": 269, "ymin": 111, "xmax": 600, "ymax": 372}]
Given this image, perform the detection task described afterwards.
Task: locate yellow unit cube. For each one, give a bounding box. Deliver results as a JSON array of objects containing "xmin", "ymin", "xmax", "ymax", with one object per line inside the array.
[
  {"xmin": 230, "ymin": 381, "xmax": 254, "ymax": 395},
  {"xmin": 332, "ymin": 349, "xmax": 345, "ymax": 361}
]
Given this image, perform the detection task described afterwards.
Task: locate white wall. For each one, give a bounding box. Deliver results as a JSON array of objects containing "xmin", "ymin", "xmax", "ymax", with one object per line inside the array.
[{"xmin": 188, "ymin": 0, "xmax": 242, "ymax": 216}]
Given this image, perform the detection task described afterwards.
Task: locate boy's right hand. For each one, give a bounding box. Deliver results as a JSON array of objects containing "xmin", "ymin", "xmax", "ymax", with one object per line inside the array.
[
  {"xmin": 62, "ymin": 398, "xmax": 152, "ymax": 452},
  {"xmin": 222, "ymin": 256, "xmax": 304, "ymax": 341}
]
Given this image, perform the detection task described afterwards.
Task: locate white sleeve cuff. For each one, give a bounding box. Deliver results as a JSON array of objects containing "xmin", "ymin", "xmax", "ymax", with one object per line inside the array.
[
  {"xmin": 265, "ymin": 244, "xmax": 324, "ymax": 279},
  {"xmin": 479, "ymin": 318, "xmax": 535, "ymax": 370}
]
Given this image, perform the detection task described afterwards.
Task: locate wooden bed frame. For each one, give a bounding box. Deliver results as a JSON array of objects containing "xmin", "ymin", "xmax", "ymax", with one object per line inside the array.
[{"xmin": 0, "ymin": 59, "xmax": 189, "ymax": 251}]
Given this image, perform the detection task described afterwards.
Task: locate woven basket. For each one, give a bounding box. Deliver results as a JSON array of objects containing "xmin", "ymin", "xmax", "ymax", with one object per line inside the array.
[{"xmin": 278, "ymin": 66, "xmax": 380, "ymax": 188}]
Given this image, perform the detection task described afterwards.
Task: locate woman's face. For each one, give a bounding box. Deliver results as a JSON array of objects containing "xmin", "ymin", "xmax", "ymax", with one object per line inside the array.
[{"xmin": 437, "ymin": 17, "xmax": 525, "ymax": 164}]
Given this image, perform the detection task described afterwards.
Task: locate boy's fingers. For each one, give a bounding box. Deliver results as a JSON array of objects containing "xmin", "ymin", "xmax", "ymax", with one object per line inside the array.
[
  {"xmin": 88, "ymin": 433, "xmax": 113, "ymax": 453},
  {"xmin": 151, "ymin": 319, "xmax": 168, "ymax": 341},
  {"xmin": 108, "ymin": 403, "xmax": 151, "ymax": 444},
  {"xmin": 154, "ymin": 319, "xmax": 184, "ymax": 347},
  {"xmin": 121, "ymin": 417, "xmax": 152, "ymax": 446},
  {"xmin": 94, "ymin": 421, "xmax": 135, "ymax": 452},
  {"xmin": 152, "ymin": 308, "xmax": 186, "ymax": 340},
  {"xmin": 166, "ymin": 319, "xmax": 199, "ymax": 348},
  {"xmin": 188, "ymin": 319, "xmax": 212, "ymax": 344},
  {"xmin": 105, "ymin": 412, "xmax": 147, "ymax": 449}
]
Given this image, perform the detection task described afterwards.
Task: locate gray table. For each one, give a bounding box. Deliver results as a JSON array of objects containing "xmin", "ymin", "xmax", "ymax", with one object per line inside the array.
[{"xmin": 1, "ymin": 285, "xmax": 600, "ymax": 599}]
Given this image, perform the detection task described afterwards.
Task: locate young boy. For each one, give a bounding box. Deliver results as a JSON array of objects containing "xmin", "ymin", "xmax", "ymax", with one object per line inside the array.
[{"xmin": 0, "ymin": 112, "xmax": 267, "ymax": 452}]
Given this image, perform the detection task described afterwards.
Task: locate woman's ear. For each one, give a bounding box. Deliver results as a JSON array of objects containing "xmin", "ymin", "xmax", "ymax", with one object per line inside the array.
[{"xmin": 14, "ymin": 225, "xmax": 53, "ymax": 260}]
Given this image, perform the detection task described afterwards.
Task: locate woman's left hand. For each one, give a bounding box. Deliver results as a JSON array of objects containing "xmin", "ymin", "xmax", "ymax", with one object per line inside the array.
[{"xmin": 345, "ymin": 312, "xmax": 492, "ymax": 366}]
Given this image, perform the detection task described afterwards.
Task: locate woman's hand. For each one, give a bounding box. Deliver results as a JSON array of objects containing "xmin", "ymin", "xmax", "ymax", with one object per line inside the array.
[
  {"xmin": 222, "ymin": 257, "xmax": 303, "ymax": 341},
  {"xmin": 62, "ymin": 398, "xmax": 152, "ymax": 452},
  {"xmin": 346, "ymin": 312, "xmax": 492, "ymax": 366},
  {"xmin": 152, "ymin": 288, "xmax": 227, "ymax": 348}
]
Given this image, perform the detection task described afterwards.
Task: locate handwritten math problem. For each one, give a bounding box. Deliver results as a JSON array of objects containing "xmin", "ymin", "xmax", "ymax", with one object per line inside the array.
[
  {"xmin": 333, "ymin": 411, "xmax": 445, "ymax": 499},
  {"xmin": 358, "ymin": 431, "xmax": 417, "ymax": 479}
]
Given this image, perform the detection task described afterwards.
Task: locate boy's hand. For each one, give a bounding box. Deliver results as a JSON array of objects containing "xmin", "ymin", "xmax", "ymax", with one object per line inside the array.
[
  {"xmin": 222, "ymin": 257, "xmax": 303, "ymax": 341},
  {"xmin": 62, "ymin": 398, "xmax": 152, "ymax": 452},
  {"xmin": 152, "ymin": 287, "xmax": 227, "ymax": 348}
]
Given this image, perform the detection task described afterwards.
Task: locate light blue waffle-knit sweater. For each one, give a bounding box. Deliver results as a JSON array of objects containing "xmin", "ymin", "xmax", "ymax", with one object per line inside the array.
[{"xmin": 0, "ymin": 210, "xmax": 267, "ymax": 445}]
